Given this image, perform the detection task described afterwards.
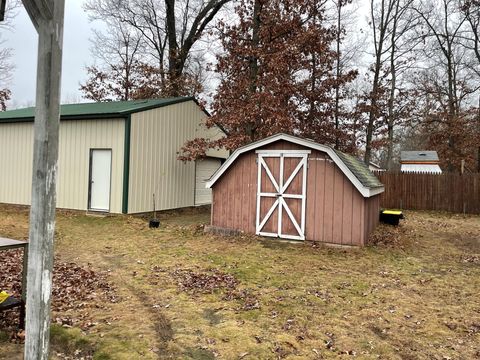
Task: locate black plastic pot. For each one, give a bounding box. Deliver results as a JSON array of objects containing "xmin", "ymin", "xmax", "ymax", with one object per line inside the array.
[{"xmin": 149, "ymin": 219, "xmax": 160, "ymax": 228}]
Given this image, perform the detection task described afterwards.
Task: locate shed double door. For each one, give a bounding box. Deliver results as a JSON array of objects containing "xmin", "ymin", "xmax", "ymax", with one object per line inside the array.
[{"xmin": 255, "ymin": 150, "xmax": 309, "ymax": 240}]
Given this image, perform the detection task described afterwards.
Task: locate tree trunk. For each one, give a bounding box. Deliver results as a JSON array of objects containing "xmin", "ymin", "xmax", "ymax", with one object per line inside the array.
[
  {"xmin": 365, "ymin": 0, "xmax": 389, "ymax": 165},
  {"xmin": 365, "ymin": 54, "xmax": 382, "ymax": 166},
  {"xmin": 334, "ymin": 1, "xmax": 342, "ymax": 149},
  {"xmin": 386, "ymin": 0, "xmax": 399, "ymax": 170},
  {"xmin": 165, "ymin": 0, "xmax": 182, "ymax": 96},
  {"xmin": 446, "ymin": 40, "xmax": 456, "ymax": 172},
  {"xmin": 477, "ymin": 95, "xmax": 480, "ymax": 172},
  {"xmin": 124, "ymin": 41, "xmax": 130, "ymax": 101},
  {"xmin": 247, "ymin": 0, "xmax": 261, "ymax": 142}
]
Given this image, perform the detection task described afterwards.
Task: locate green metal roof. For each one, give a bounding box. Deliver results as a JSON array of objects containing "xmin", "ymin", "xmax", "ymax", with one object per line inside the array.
[
  {"xmin": 0, "ymin": 97, "xmax": 194, "ymax": 122},
  {"xmin": 334, "ymin": 149, "xmax": 384, "ymax": 189}
]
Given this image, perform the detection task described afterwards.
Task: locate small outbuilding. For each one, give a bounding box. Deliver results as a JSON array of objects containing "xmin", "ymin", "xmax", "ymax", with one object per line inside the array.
[
  {"xmin": 400, "ymin": 150, "xmax": 442, "ymax": 173},
  {"xmin": 369, "ymin": 162, "xmax": 385, "ymax": 172},
  {"xmin": 206, "ymin": 134, "xmax": 384, "ymax": 246},
  {"xmin": 0, "ymin": 97, "xmax": 228, "ymax": 214}
]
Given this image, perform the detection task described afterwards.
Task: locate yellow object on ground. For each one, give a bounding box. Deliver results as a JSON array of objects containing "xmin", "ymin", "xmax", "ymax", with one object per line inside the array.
[
  {"xmin": 382, "ymin": 210, "xmax": 403, "ymax": 215},
  {"xmin": 0, "ymin": 290, "xmax": 9, "ymax": 304}
]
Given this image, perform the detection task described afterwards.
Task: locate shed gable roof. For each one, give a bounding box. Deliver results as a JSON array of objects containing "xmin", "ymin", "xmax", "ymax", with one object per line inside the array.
[
  {"xmin": 334, "ymin": 150, "xmax": 383, "ymax": 188},
  {"xmin": 206, "ymin": 133, "xmax": 384, "ymax": 198},
  {"xmin": 0, "ymin": 97, "xmax": 194, "ymax": 122}
]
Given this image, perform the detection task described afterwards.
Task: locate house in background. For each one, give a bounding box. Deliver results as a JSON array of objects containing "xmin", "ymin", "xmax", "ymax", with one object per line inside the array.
[
  {"xmin": 400, "ymin": 151, "xmax": 442, "ymax": 173},
  {"xmin": 206, "ymin": 134, "xmax": 384, "ymax": 246},
  {"xmin": 0, "ymin": 97, "xmax": 228, "ymax": 214},
  {"xmin": 369, "ymin": 162, "xmax": 385, "ymax": 172}
]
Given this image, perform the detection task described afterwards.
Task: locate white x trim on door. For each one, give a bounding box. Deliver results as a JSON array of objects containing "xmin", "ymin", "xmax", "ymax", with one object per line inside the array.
[{"xmin": 255, "ymin": 150, "xmax": 309, "ymax": 240}]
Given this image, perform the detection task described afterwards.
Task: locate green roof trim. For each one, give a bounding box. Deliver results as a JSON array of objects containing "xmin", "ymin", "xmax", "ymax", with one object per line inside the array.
[
  {"xmin": 0, "ymin": 97, "xmax": 194, "ymax": 122},
  {"xmin": 122, "ymin": 115, "xmax": 132, "ymax": 214},
  {"xmin": 334, "ymin": 150, "xmax": 384, "ymax": 189}
]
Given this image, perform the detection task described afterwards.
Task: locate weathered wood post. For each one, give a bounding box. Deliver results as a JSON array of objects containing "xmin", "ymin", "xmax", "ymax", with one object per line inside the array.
[{"xmin": 20, "ymin": 0, "xmax": 65, "ymax": 358}]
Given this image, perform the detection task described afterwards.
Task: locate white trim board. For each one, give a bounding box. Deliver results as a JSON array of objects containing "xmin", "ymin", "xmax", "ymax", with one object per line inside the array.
[
  {"xmin": 205, "ymin": 133, "xmax": 384, "ymax": 198},
  {"xmin": 255, "ymin": 152, "xmax": 307, "ymax": 241},
  {"xmin": 255, "ymin": 150, "xmax": 312, "ymax": 155}
]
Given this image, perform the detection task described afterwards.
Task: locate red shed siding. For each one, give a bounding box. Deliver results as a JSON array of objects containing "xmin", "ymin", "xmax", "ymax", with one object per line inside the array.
[
  {"xmin": 211, "ymin": 140, "xmax": 380, "ymax": 245},
  {"xmin": 212, "ymin": 151, "xmax": 257, "ymax": 234},
  {"xmin": 304, "ymin": 150, "xmax": 367, "ymax": 245},
  {"xmin": 364, "ymin": 195, "xmax": 380, "ymax": 244}
]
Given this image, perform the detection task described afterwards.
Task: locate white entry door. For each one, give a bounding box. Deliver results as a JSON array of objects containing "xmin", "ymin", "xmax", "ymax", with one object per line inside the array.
[
  {"xmin": 89, "ymin": 149, "xmax": 112, "ymax": 212},
  {"xmin": 255, "ymin": 150, "xmax": 309, "ymax": 240}
]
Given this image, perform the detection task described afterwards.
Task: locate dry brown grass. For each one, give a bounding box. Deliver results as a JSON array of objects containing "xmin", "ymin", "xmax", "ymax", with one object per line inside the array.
[{"xmin": 0, "ymin": 204, "xmax": 479, "ymax": 359}]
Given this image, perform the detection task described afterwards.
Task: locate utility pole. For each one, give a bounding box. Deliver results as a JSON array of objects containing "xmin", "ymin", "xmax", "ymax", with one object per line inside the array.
[{"xmin": 2, "ymin": 0, "xmax": 65, "ymax": 359}]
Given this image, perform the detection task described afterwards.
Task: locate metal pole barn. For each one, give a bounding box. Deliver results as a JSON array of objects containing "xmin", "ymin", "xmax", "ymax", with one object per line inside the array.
[{"xmin": 0, "ymin": 0, "xmax": 65, "ymax": 358}]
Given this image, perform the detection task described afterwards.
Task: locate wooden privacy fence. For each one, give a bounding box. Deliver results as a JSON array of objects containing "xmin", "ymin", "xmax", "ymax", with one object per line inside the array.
[{"xmin": 374, "ymin": 172, "xmax": 480, "ymax": 214}]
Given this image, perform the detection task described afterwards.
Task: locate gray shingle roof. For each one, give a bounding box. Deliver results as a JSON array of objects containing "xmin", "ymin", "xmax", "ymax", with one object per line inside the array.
[
  {"xmin": 401, "ymin": 151, "xmax": 439, "ymax": 162},
  {"xmin": 334, "ymin": 150, "xmax": 384, "ymax": 189}
]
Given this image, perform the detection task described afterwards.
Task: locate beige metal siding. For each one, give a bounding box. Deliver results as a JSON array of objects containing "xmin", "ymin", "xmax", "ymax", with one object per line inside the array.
[
  {"xmin": 195, "ymin": 157, "xmax": 222, "ymax": 205},
  {"xmin": 0, "ymin": 122, "xmax": 34, "ymax": 205},
  {"xmin": 57, "ymin": 119, "xmax": 125, "ymax": 213},
  {"xmin": 128, "ymin": 100, "xmax": 228, "ymax": 213},
  {"xmin": 0, "ymin": 118, "xmax": 125, "ymax": 213}
]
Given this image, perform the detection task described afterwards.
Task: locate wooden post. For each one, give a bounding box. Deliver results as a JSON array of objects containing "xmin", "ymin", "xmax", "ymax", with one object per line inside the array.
[{"xmin": 20, "ymin": 0, "xmax": 65, "ymax": 359}]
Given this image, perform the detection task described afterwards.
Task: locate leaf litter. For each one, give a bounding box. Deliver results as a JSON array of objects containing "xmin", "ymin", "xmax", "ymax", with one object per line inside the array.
[
  {"xmin": 168, "ymin": 267, "xmax": 261, "ymax": 311},
  {"xmin": 0, "ymin": 249, "xmax": 117, "ymax": 343}
]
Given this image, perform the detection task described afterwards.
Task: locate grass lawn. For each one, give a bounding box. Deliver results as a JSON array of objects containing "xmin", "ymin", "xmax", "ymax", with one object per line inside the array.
[{"xmin": 0, "ymin": 204, "xmax": 479, "ymax": 359}]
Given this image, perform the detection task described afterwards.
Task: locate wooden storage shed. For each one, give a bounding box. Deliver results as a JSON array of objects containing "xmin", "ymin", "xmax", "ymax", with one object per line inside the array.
[
  {"xmin": 206, "ymin": 134, "xmax": 384, "ymax": 246},
  {"xmin": 0, "ymin": 97, "xmax": 228, "ymax": 214}
]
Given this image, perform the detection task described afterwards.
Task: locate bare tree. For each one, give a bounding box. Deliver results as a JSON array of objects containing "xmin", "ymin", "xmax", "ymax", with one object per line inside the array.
[
  {"xmin": 414, "ymin": 0, "xmax": 467, "ymax": 117},
  {"xmin": 461, "ymin": 0, "xmax": 480, "ymax": 75},
  {"xmin": 80, "ymin": 21, "xmax": 144, "ymax": 101},
  {"xmin": 84, "ymin": 0, "xmax": 231, "ymax": 97},
  {"xmin": 411, "ymin": 0, "xmax": 480, "ymax": 170},
  {"xmin": 364, "ymin": 0, "xmax": 398, "ymax": 165},
  {"xmin": 0, "ymin": 0, "xmax": 19, "ymax": 110},
  {"xmin": 0, "ymin": 43, "xmax": 12, "ymax": 110},
  {"xmin": 363, "ymin": 0, "xmax": 420, "ymax": 167},
  {"xmin": 458, "ymin": 1, "xmax": 480, "ymax": 171},
  {"xmin": 329, "ymin": 0, "xmax": 363, "ymax": 149},
  {"xmin": 0, "ymin": 0, "xmax": 18, "ymax": 24},
  {"xmin": 383, "ymin": 0, "xmax": 419, "ymax": 169}
]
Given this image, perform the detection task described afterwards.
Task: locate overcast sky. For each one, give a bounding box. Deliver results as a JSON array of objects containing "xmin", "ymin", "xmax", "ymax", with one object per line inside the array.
[
  {"xmin": 3, "ymin": 0, "xmax": 370, "ymax": 109},
  {"xmin": 4, "ymin": 0, "xmax": 98, "ymax": 108}
]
